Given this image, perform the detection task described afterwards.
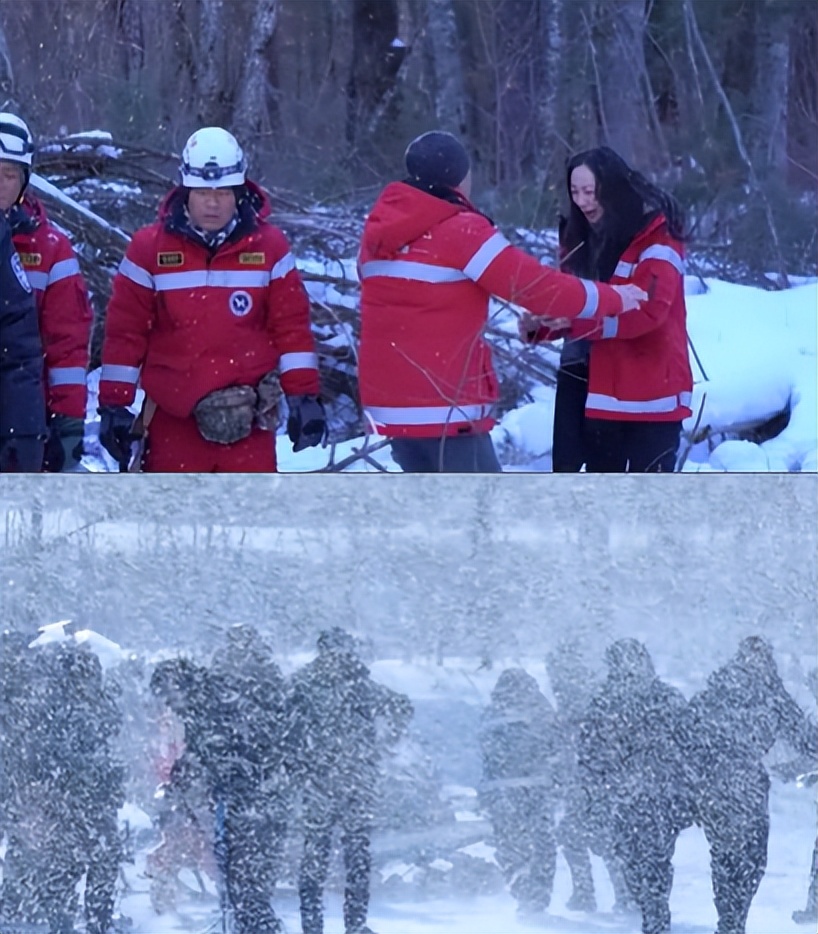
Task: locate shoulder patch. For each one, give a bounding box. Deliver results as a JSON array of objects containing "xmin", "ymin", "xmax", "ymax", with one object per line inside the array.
[
  {"xmin": 17, "ymin": 252, "xmax": 43, "ymax": 267},
  {"xmin": 157, "ymin": 251, "xmax": 184, "ymax": 267},
  {"xmin": 10, "ymin": 253, "xmax": 33, "ymax": 293},
  {"xmin": 239, "ymin": 252, "xmax": 266, "ymax": 265}
]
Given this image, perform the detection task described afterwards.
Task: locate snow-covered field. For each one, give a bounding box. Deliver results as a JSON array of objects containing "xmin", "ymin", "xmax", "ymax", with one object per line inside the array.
[{"xmin": 80, "ymin": 273, "xmax": 818, "ymax": 474}]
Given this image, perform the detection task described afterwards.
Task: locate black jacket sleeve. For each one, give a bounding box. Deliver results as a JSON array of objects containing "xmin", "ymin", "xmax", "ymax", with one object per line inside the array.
[{"xmin": 0, "ymin": 212, "xmax": 47, "ymax": 441}]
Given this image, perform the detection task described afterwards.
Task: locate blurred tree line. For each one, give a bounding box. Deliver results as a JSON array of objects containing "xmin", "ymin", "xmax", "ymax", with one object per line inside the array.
[
  {"xmin": 0, "ymin": 0, "xmax": 815, "ymax": 267},
  {"xmin": 0, "ymin": 476, "xmax": 815, "ymax": 676}
]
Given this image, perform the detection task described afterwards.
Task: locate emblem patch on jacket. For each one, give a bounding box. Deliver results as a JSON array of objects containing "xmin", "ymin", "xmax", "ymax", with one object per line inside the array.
[
  {"xmin": 157, "ymin": 252, "xmax": 184, "ymax": 267},
  {"xmin": 229, "ymin": 290, "xmax": 253, "ymax": 317},
  {"xmin": 239, "ymin": 252, "xmax": 265, "ymax": 265},
  {"xmin": 17, "ymin": 252, "xmax": 42, "ymax": 267}
]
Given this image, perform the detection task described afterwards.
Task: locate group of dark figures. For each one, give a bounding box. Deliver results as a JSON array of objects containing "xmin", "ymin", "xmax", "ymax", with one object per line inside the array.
[
  {"xmin": 0, "ymin": 625, "xmax": 412, "ymax": 934},
  {"xmin": 479, "ymin": 637, "xmax": 818, "ymax": 934},
  {"xmin": 1, "ymin": 626, "xmax": 815, "ymax": 934}
]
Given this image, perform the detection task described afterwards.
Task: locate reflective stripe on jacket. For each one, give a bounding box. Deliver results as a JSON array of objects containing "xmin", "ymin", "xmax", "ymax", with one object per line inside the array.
[
  {"xmin": 358, "ymin": 182, "xmax": 625, "ymax": 438},
  {"xmin": 12, "ymin": 195, "xmax": 92, "ymax": 418},
  {"xmin": 99, "ymin": 185, "xmax": 319, "ymax": 418}
]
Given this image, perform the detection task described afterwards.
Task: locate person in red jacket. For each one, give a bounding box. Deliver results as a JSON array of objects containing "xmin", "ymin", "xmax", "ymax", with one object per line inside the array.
[
  {"xmin": 98, "ymin": 126, "xmax": 324, "ymax": 472},
  {"xmin": 357, "ymin": 131, "xmax": 646, "ymax": 473},
  {"xmin": 0, "ymin": 112, "xmax": 92, "ymax": 472},
  {"xmin": 524, "ymin": 147, "xmax": 693, "ymax": 472}
]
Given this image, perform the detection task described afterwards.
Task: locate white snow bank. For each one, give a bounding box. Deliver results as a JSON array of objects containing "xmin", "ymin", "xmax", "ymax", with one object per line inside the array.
[{"xmin": 683, "ymin": 280, "xmax": 817, "ymax": 471}]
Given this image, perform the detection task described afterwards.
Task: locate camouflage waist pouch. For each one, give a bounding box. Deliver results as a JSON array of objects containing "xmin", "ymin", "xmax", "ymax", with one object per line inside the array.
[
  {"xmin": 193, "ymin": 385, "xmax": 258, "ymax": 444},
  {"xmin": 255, "ymin": 369, "xmax": 283, "ymax": 432},
  {"xmin": 193, "ymin": 370, "xmax": 283, "ymax": 444}
]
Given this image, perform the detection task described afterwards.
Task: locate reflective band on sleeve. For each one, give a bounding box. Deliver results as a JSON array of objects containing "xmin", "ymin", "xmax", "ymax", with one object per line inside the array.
[
  {"xmin": 48, "ymin": 257, "xmax": 81, "ymax": 285},
  {"xmin": 153, "ymin": 269, "xmax": 272, "ymax": 291},
  {"xmin": 279, "ymin": 351, "xmax": 318, "ymax": 372},
  {"xmin": 614, "ymin": 260, "xmax": 636, "ymax": 278},
  {"xmin": 360, "ymin": 260, "xmax": 469, "ymax": 283},
  {"xmin": 601, "ymin": 317, "xmax": 618, "ymax": 339},
  {"xmin": 119, "ymin": 257, "xmax": 155, "ymax": 289},
  {"xmin": 101, "ymin": 363, "xmax": 140, "ymax": 384},
  {"xmin": 25, "ymin": 270, "xmax": 48, "ymax": 290},
  {"xmin": 463, "ymin": 232, "xmax": 511, "ymax": 281},
  {"xmin": 48, "ymin": 366, "xmax": 87, "ymax": 387},
  {"xmin": 270, "ymin": 253, "xmax": 296, "ymax": 280},
  {"xmin": 586, "ymin": 391, "xmax": 689, "ymax": 415},
  {"xmin": 365, "ymin": 403, "xmax": 492, "ymax": 426},
  {"xmin": 576, "ymin": 279, "xmax": 599, "ymax": 319},
  {"xmin": 638, "ymin": 244, "xmax": 685, "ymax": 274}
]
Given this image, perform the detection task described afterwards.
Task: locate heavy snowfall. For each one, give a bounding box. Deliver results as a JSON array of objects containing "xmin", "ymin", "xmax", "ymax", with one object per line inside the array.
[{"xmin": 0, "ymin": 475, "xmax": 815, "ymax": 934}]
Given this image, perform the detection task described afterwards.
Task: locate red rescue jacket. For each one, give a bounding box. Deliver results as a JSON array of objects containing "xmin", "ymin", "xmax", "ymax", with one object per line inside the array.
[
  {"xmin": 99, "ymin": 184, "xmax": 319, "ymax": 418},
  {"xmin": 12, "ymin": 195, "xmax": 92, "ymax": 419},
  {"xmin": 529, "ymin": 214, "xmax": 693, "ymax": 422},
  {"xmin": 358, "ymin": 182, "xmax": 626, "ymax": 438}
]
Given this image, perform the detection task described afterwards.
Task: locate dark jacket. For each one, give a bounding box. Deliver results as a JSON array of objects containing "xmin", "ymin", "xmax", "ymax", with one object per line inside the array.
[
  {"xmin": 679, "ymin": 651, "xmax": 818, "ymax": 775},
  {"xmin": 479, "ymin": 669, "xmax": 561, "ymax": 794},
  {"xmin": 285, "ymin": 651, "xmax": 413, "ymax": 798},
  {"xmin": 578, "ymin": 649, "xmax": 689, "ymax": 803},
  {"xmin": 0, "ymin": 211, "xmax": 46, "ymax": 445}
]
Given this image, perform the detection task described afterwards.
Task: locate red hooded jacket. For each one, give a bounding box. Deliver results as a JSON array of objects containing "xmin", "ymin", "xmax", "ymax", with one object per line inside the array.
[
  {"xmin": 358, "ymin": 182, "xmax": 627, "ymax": 438},
  {"xmin": 12, "ymin": 195, "xmax": 92, "ymax": 419},
  {"xmin": 528, "ymin": 214, "xmax": 692, "ymax": 422},
  {"xmin": 99, "ymin": 183, "xmax": 319, "ymax": 419}
]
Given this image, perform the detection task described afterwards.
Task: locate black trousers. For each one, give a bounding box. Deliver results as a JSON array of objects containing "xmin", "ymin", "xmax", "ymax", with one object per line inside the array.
[
  {"xmin": 390, "ymin": 433, "xmax": 502, "ymax": 473},
  {"xmin": 584, "ymin": 418, "xmax": 682, "ymax": 473},
  {"xmin": 552, "ymin": 362, "xmax": 589, "ymax": 472},
  {"xmin": 696, "ymin": 765, "xmax": 769, "ymax": 934},
  {"xmin": 299, "ymin": 790, "xmax": 372, "ymax": 934},
  {"xmin": 612, "ymin": 793, "xmax": 687, "ymax": 934}
]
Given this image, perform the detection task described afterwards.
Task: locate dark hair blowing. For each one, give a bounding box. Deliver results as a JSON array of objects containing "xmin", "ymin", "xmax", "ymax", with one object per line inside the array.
[{"xmin": 561, "ymin": 147, "xmax": 687, "ymax": 279}]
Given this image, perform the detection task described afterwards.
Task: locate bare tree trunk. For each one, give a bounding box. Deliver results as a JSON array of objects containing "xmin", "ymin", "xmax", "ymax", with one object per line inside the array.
[
  {"xmin": 595, "ymin": 0, "xmax": 651, "ymax": 166},
  {"xmin": 426, "ymin": 0, "xmax": 467, "ymax": 133},
  {"xmin": 750, "ymin": 1, "xmax": 792, "ymax": 175},
  {"xmin": 0, "ymin": 16, "xmax": 15, "ymax": 108},
  {"xmin": 683, "ymin": 0, "xmax": 789, "ymax": 288},
  {"xmin": 535, "ymin": 0, "xmax": 564, "ymax": 182},
  {"xmin": 196, "ymin": 0, "xmax": 226, "ymax": 125},
  {"xmin": 118, "ymin": 0, "xmax": 145, "ymax": 81},
  {"xmin": 232, "ymin": 0, "xmax": 279, "ymax": 159}
]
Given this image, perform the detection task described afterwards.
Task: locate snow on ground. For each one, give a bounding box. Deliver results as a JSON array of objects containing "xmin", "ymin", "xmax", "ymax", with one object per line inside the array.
[
  {"xmin": 280, "ymin": 275, "xmax": 818, "ymax": 473},
  {"xmin": 76, "ymin": 273, "xmax": 816, "ymax": 473}
]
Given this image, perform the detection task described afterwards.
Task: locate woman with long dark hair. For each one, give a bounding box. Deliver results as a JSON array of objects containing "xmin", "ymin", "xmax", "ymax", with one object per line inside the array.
[{"xmin": 526, "ymin": 147, "xmax": 693, "ymax": 472}]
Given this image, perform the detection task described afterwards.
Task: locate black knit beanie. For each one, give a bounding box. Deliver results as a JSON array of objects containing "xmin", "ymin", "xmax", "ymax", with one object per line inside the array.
[{"xmin": 404, "ymin": 131, "xmax": 470, "ymax": 190}]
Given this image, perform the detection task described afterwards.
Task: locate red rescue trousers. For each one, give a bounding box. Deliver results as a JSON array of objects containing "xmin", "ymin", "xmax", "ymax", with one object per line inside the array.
[{"xmin": 143, "ymin": 407, "xmax": 277, "ymax": 473}]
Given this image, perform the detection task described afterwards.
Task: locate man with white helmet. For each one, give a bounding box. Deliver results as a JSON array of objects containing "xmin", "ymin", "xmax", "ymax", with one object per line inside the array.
[
  {"xmin": 0, "ymin": 112, "xmax": 93, "ymax": 471},
  {"xmin": 98, "ymin": 126, "xmax": 324, "ymax": 472}
]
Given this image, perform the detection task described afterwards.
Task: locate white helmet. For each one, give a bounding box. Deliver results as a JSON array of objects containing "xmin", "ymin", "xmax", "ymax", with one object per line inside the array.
[
  {"xmin": 180, "ymin": 126, "xmax": 246, "ymax": 188},
  {"xmin": 0, "ymin": 112, "xmax": 35, "ymax": 168}
]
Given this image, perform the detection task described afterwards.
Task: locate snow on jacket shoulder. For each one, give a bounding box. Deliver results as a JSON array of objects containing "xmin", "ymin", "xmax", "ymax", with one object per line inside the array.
[
  {"xmin": 358, "ymin": 182, "xmax": 625, "ymax": 438},
  {"xmin": 98, "ymin": 184, "xmax": 319, "ymax": 418},
  {"xmin": 569, "ymin": 214, "xmax": 692, "ymax": 422},
  {"xmin": 12, "ymin": 195, "xmax": 92, "ymax": 419}
]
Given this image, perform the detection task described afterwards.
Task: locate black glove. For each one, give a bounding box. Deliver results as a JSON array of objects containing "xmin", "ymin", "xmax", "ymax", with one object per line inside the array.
[
  {"xmin": 98, "ymin": 405, "xmax": 136, "ymax": 468},
  {"xmin": 43, "ymin": 414, "xmax": 85, "ymax": 472},
  {"xmin": 286, "ymin": 395, "xmax": 327, "ymax": 453},
  {"xmin": 0, "ymin": 436, "xmax": 46, "ymax": 472}
]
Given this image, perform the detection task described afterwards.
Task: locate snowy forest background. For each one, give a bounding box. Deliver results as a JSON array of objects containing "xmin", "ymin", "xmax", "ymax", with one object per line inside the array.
[
  {"xmin": 1, "ymin": 474, "xmax": 815, "ymax": 668},
  {"xmin": 0, "ymin": 0, "xmax": 815, "ymax": 275}
]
